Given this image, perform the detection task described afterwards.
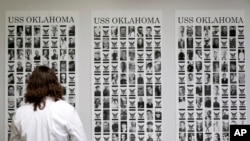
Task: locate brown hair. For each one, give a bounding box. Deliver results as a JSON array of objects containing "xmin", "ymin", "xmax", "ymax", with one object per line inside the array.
[{"xmin": 25, "ymin": 65, "xmax": 63, "ymax": 111}]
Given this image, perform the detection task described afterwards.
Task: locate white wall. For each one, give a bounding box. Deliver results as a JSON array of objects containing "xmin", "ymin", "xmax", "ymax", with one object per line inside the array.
[{"xmin": 0, "ymin": 0, "xmax": 250, "ymax": 140}]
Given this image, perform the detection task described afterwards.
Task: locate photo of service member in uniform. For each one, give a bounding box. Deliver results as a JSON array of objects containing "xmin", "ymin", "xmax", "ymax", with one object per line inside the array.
[
  {"xmin": 94, "ymin": 50, "xmax": 101, "ymax": 61},
  {"xmin": 16, "ymin": 26, "xmax": 23, "ymax": 36},
  {"xmin": 212, "ymin": 38, "xmax": 219, "ymax": 48},
  {"xmin": 195, "ymin": 26, "xmax": 202, "ymax": 37},
  {"xmin": 103, "ymin": 38, "xmax": 109, "ymax": 49},
  {"xmin": 128, "ymin": 26, "xmax": 135, "ymax": 38},
  {"xmin": 8, "ymin": 49, "xmax": 15, "ymax": 61},
  {"xmin": 60, "ymin": 73, "xmax": 67, "ymax": 84},
  {"xmin": 51, "ymin": 49, "xmax": 58, "ymax": 60},
  {"xmin": 34, "ymin": 50, "xmax": 41, "ymax": 60},
  {"xmin": 16, "ymin": 61, "xmax": 23, "ymax": 72},
  {"xmin": 178, "ymin": 38, "xmax": 185, "ymax": 48},
  {"xmin": 94, "ymin": 26, "xmax": 101, "ymax": 37},
  {"xmin": 146, "ymin": 26, "xmax": 152, "ymax": 37},
  {"xmin": 25, "ymin": 49, "xmax": 32, "ymax": 60},
  {"xmin": 179, "ymin": 26, "xmax": 185, "ymax": 37},
  {"xmin": 8, "ymin": 85, "xmax": 15, "ymax": 96},
  {"xmin": 17, "ymin": 49, "xmax": 23, "ymax": 60},
  {"xmin": 34, "ymin": 25, "xmax": 41, "ymax": 36},
  {"xmin": 221, "ymin": 26, "xmax": 227, "ymax": 37},
  {"xmin": 137, "ymin": 38, "xmax": 144, "ymax": 49},
  {"xmin": 137, "ymin": 26, "xmax": 144, "ymax": 37},
  {"xmin": 111, "ymin": 26, "xmax": 118, "ymax": 38},
  {"xmin": 68, "ymin": 61, "xmax": 75, "ymax": 71},
  {"xmin": 25, "ymin": 62, "xmax": 32, "ymax": 72},
  {"xmin": 68, "ymin": 25, "xmax": 75, "ymax": 36},
  {"xmin": 51, "ymin": 62, "xmax": 58, "ymax": 72},
  {"xmin": 155, "ymin": 50, "xmax": 161, "ymax": 61},
  {"xmin": 60, "ymin": 61, "xmax": 67, "ymax": 72},
  {"xmin": 60, "ymin": 49, "xmax": 67, "ymax": 60},
  {"xmin": 120, "ymin": 26, "xmax": 127, "ymax": 38},
  {"xmin": 68, "ymin": 37, "xmax": 75, "ymax": 48},
  {"xmin": 34, "ymin": 37, "xmax": 40, "ymax": 48},
  {"xmin": 42, "ymin": 49, "xmax": 49, "ymax": 60},
  {"xmin": 60, "ymin": 36, "xmax": 67, "ymax": 48},
  {"xmin": 51, "ymin": 25, "xmax": 58, "ymax": 36},
  {"xmin": 16, "ymin": 38, "xmax": 23, "ymax": 48},
  {"xmin": 25, "ymin": 25, "xmax": 32, "ymax": 36}
]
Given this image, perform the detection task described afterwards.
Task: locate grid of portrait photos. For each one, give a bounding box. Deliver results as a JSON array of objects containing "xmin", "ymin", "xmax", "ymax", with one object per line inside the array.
[
  {"xmin": 92, "ymin": 17, "xmax": 162, "ymax": 141},
  {"xmin": 6, "ymin": 13, "xmax": 77, "ymax": 141},
  {"xmin": 176, "ymin": 15, "xmax": 247, "ymax": 141}
]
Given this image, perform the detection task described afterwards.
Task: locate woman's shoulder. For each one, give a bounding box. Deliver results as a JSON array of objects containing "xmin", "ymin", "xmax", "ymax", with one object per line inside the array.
[
  {"xmin": 48, "ymin": 99, "xmax": 76, "ymax": 119},
  {"xmin": 14, "ymin": 103, "xmax": 34, "ymax": 121},
  {"xmin": 52, "ymin": 99, "xmax": 74, "ymax": 110},
  {"xmin": 16, "ymin": 103, "xmax": 33, "ymax": 113}
]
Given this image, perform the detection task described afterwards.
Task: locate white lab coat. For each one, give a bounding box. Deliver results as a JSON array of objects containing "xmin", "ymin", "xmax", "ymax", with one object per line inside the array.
[{"xmin": 10, "ymin": 97, "xmax": 87, "ymax": 141}]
